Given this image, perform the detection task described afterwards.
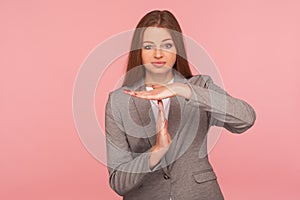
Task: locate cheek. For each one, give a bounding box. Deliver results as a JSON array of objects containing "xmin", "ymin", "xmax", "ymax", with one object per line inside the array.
[
  {"xmin": 166, "ymin": 53, "xmax": 177, "ymax": 64},
  {"xmin": 141, "ymin": 51, "xmax": 152, "ymax": 63}
]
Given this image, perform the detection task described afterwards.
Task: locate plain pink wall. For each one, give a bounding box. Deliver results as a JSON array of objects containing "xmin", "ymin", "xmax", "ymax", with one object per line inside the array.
[{"xmin": 1, "ymin": 0, "xmax": 299, "ymax": 199}]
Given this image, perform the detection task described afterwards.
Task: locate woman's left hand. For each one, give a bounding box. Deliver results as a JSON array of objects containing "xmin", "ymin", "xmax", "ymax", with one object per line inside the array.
[{"xmin": 123, "ymin": 82, "xmax": 192, "ymax": 100}]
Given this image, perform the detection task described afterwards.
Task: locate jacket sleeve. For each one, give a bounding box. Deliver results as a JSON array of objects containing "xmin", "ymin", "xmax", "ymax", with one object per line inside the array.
[
  {"xmin": 185, "ymin": 75, "xmax": 256, "ymax": 133},
  {"xmin": 105, "ymin": 93, "xmax": 153, "ymax": 196}
]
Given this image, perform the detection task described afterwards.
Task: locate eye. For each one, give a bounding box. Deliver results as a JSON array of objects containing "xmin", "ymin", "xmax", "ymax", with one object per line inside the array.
[
  {"xmin": 161, "ymin": 43, "xmax": 173, "ymax": 49},
  {"xmin": 143, "ymin": 44, "xmax": 153, "ymax": 50}
]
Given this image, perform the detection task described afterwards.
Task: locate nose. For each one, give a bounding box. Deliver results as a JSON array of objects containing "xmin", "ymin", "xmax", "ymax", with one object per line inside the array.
[{"xmin": 154, "ymin": 48, "xmax": 163, "ymax": 59}]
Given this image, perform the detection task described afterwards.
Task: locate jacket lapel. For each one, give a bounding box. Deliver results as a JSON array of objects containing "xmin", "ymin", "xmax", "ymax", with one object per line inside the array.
[
  {"xmin": 129, "ymin": 72, "xmax": 188, "ymax": 174},
  {"xmin": 130, "ymin": 79, "xmax": 157, "ymax": 147},
  {"xmin": 130, "ymin": 72, "xmax": 187, "ymax": 147},
  {"xmin": 167, "ymin": 97, "xmax": 181, "ymax": 139},
  {"xmin": 168, "ymin": 72, "xmax": 188, "ymax": 140}
]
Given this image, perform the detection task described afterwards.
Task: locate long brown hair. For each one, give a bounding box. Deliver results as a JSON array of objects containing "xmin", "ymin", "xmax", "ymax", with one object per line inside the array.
[{"xmin": 122, "ymin": 10, "xmax": 192, "ymax": 87}]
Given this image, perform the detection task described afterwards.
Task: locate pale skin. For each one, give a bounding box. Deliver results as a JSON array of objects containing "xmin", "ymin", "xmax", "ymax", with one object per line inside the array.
[{"xmin": 123, "ymin": 27, "xmax": 192, "ymax": 170}]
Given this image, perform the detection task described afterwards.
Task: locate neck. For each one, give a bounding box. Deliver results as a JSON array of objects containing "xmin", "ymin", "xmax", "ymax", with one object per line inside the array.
[{"xmin": 144, "ymin": 71, "xmax": 174, "ymax": 85}]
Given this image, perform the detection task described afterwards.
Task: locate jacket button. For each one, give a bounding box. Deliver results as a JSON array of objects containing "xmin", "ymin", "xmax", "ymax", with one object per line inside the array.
[{"xmin": 163, "ymin": 174, "xmax": 170, "ymax": 180}]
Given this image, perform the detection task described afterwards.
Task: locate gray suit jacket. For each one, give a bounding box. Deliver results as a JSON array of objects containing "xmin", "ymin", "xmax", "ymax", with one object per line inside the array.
[{"xmin": 105, "ymin": 72, "xmax": 256, "ymax": 200}]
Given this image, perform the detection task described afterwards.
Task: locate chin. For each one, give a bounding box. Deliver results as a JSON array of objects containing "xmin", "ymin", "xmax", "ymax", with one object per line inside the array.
[
  {"xmin": 147, "ymin": 68, "xmax": 172, "ymax": 75},
  {"xmin": 144, "ymin": 65, "xmax": 173, "ymax": 74}
]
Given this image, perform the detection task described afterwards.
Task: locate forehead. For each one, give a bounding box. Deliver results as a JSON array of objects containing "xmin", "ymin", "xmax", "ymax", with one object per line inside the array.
[{"xmin": 143, "ymin": 27, "xmax": 172, "ymax": 42}]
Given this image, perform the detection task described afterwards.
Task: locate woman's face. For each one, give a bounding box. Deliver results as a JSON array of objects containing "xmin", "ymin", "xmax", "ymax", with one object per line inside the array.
[{"xmin": 141, "ymin": 27, "xmax": 177, "ymax": 76}]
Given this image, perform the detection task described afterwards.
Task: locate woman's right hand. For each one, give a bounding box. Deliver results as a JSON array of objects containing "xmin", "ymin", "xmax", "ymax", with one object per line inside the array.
[{"xmin": 149, "ymin": 100, "xmax": 172, "ymax": 170}]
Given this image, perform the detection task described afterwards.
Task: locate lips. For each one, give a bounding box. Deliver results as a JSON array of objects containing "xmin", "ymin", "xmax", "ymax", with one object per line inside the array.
[{"xmin": 151, "ymin": 62, "xmax": 166, "ymax": 67}]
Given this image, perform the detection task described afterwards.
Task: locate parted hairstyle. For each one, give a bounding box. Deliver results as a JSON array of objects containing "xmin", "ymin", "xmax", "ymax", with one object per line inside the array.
[{"xmin": 122, "ymin": 10, "xmax": 193, "ymax": 87}]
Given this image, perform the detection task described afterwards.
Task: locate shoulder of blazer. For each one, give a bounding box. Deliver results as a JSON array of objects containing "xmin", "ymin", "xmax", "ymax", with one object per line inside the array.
[
  {"xmin": 188, "ymin": 74, "xmax": 212, "ymax": 89},
  {"xmin": 106, "ymin": 86, "xmax": 131, "ymax": 114}
]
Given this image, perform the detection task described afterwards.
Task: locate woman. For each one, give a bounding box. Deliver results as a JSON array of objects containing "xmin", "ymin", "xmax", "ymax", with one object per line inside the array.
[{"xmin": 105, "ymin": 10, "xmax": 256, "ymax": 200}]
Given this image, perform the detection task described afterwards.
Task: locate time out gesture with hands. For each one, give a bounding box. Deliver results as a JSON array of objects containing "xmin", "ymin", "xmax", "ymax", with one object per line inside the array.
[{"xmin": 123, "ymin": 82, "xmax": 192, "ymax": 170}]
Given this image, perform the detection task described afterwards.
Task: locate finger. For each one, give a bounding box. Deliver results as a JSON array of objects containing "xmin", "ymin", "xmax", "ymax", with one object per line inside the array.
[
  {"xmin": 123, "ymin": 90, "xmax": 150, "ymax": 99},
  {"xmin": 151, "ymin": 84, "xmax": 163, "ymax": 89},
  {"xmin": 123, "ymin": 89, "xmax": 132, "ymax": 94},
  {"xmin": 157, "ymin": 100, "xmax": 164, "ymax": 112},
  {"xmin": 157, "ymin": 100, "xmax": 165, "ymax": 117},
  {"xmin": 124, "ymin": 90, "xmax": 159, "ymax": 100},
  {"xmin": 158, "ymin": 120, "xmax": 169, "ymax": 135},
  {"xmin": 134, "ymin": 91, "xmax": 153, "ymax": 99},
  {"xmin": 123, "ymin": 89, "xmax": 138, "ymax": 96},
  {"xmin": 156, "ymin": 100, "xmax": 163, "ymax": 131},
  {"xmin": 156, "ymin": 116, "xmax": 164, "ymax": 134},
  {"xmin": 164, "ymin": 119, "xmax": 168, "ymax": 129},
  {"xmin": 157, "ymin": 100, "xmax": 166, "ymax": 128}
]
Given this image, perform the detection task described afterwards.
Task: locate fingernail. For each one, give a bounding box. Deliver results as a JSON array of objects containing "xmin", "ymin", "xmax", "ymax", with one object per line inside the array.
[{"xmin": 123, "ymin": 89, "xmax": 131, "ymax": 93}]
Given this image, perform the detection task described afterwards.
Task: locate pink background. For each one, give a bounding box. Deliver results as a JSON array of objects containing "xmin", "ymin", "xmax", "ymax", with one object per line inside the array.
[{"xmin": 1, "ymin": 0, "xmax": 300, "ymax": 199}]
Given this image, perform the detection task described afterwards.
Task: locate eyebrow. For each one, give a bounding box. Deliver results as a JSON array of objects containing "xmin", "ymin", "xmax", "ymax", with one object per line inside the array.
[{"xmin": 142, "ymin": 38, "xmax": 173, "ymax": 43}]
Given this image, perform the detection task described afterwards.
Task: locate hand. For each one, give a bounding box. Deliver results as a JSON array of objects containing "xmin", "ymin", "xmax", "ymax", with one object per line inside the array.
[
  {"xmin": 123, "ymin": 84, "xmax": 175, "ymax": 100},
  {"xmin": 123, "ymin": 82, "xmax": 192, "ymax": 100},
  {"xmin": 154, "ymin": 100, "xmax": 172, "ymax": 150},
  {"xmin": 149, "ymin": 100, "xmax": 172, "ymax": 170}
]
